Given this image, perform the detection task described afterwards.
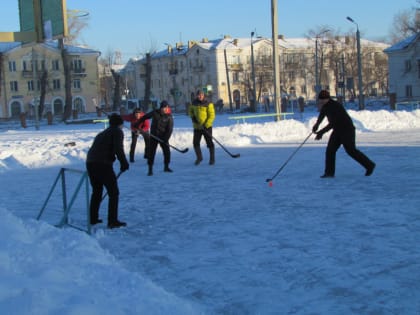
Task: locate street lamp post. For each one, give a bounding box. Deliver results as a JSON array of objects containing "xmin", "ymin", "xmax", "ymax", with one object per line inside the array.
[
  {"xmin": 315, "ymin": 30, "xmax": 329, "ymax": 98},
  {"xmin": 250, "ymin": 31, "xmax": 257, "ymax": 112},
  {"xmin": 347, "ymin": 16, "xmax": 364, "ymax": 110}
]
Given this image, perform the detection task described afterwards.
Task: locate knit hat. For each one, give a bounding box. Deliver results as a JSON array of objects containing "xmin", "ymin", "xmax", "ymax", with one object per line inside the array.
[
  {"xmin": 318, "ymin": 90, "xmax": 330, "ymax": 100},
  {"xmin": 133, "ymin": 108, "xmax": 142, "ymax": 114},
  {"xmin": 160, "ymin": 100, "xmax": 170, "ymax": 108},
  {"xmin": 108, "ymin": 113, "xmax": 123, "ymax": 126}
]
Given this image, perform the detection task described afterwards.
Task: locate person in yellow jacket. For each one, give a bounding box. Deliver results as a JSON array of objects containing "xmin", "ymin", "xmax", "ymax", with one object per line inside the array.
[{"xmin": 188, "ymin": 90, "xmax": 216, "ymax": 165}]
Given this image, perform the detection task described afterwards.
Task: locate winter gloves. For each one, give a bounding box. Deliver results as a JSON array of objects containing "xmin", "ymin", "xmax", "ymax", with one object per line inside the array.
[{"xmin": 312, "ymin": 123, "xmax": 323, "ymax": 140}]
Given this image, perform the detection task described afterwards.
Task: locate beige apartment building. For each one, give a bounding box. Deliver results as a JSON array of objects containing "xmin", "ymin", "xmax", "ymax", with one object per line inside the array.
[
  {"xmin": 0, "ymin": 41, "xmax": 100, "ymax": 119},
  {"xmin": 125, "ymin": 35, "xmax": 389, "ymax": 112}
]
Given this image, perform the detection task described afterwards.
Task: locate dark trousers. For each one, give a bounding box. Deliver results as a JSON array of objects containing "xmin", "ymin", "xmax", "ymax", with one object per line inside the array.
[
  {"xmin": 148, "ymin": 137, "xmax": 170, "ymax": 166},
  {"xmin": 86, "ymin": 162, "xmax": 119, "ymax": 224},
  {"xmin": 130, "ymin": 132, "xmax": 149, "ymax": 161},
  {"xmin": 324, "ymin": 129, "xmax": 374, "ymax": 175},
  {"xmin": 193, "ymin": 127, "xmax": 215, "ymax": 149}
]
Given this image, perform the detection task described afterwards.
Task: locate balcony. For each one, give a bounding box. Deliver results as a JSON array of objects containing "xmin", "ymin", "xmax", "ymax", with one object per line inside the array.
[
  {"xmin": 191, "ymin": 65, "xmax": 205, "ymax": 72},
  {"xmin": 72, "ymin": 68, "xmax": 87, "ymax": 77},
  {"xmin": 22, "ymin": 70, "xmax": 34, "ymax": 78},
  {"xmin": 229, "ymin": 64, "xmax": 243, "ymax": 71}
]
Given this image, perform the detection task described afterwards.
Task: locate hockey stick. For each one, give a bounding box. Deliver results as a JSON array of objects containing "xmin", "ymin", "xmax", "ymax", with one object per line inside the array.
[
  {"xmin": 96, "ymin": 106, "xmax": 188, "ymax": 154},
  {"xmin": 137, "ymin": 130, "xmax": 188, "ymax": 154},
  {"xmin": 202, "ymin": 127, "xmax": 240, "ymax": 158},
  {"xmin": 266, "ymin": 132, "xmax": 312, "ymax": 183}
]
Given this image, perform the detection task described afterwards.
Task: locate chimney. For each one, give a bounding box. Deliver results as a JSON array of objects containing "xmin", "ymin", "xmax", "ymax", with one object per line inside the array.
[{"xmin": 188, "ymin": 40, "xmax": 197, "ymax": 49}]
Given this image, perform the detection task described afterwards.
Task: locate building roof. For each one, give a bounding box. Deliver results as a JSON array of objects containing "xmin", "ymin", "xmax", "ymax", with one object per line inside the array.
[
  {"xmin": 0, "ymin": 40, "xmax": 100, "ymax": 55},
  {"xmin": 384, "ymin": 33, "xmax": 419, "ymax": 53},
  {"xmin": 136, "ymin": 35, "xmax": 390, "ymax": 63},
  {"xmin": 0, "ymin": 42, "xmax": 21, "ymax": 53}
]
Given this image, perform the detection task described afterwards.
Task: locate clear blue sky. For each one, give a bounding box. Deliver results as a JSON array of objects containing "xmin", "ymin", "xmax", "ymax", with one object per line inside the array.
[{"xmin": 0, "ymin": 0, "xmax": 416, "ymax": 62}]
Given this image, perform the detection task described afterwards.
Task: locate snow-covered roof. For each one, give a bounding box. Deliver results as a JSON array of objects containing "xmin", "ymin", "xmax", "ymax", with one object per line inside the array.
[
  {"xmin": 0, "ymin": 42, "xmax": 21, "ymax": 53},
  {"xmin": 140, "ymin": 36, "xmax": 389, "ymax": 63},
  {"xmin": 384, "ymin": 33, "xmax": 419, "ymax": 53},
  {"xmin": 0, "ymin": 41, "xmax": 100, "ymax": 55}
]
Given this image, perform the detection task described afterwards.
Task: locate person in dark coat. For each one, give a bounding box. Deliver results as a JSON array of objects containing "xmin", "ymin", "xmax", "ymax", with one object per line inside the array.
[
  {"xmin": 136, "ymin": 100, "xmax": 174, "ymax": 176},
  {"xmin": 312, "ymin": 90, "xmax": 376, "ymax": 178},
  {"xmin": 86, "ymin": 114, "xmax": 129, "ymax": 228},
  {"xmin": 122, "ymin": 108, "xmax": 150, "ymax": 163}
]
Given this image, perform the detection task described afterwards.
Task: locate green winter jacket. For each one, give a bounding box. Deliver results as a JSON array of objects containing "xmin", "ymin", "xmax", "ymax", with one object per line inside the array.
[{"xmin": 189, "ymin": 98, "xmax": 215, "ymax": 129}]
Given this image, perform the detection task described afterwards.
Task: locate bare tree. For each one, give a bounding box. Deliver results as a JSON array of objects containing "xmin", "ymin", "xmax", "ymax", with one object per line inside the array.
[
  {"xmin": 60, "ymin": 39, "xmax": 73, "ymax": 121},
  {"xmin": 390, "ymin": 2, "xmax": 420, "ymax": 43},
  {"xmin": 60, "ymin": 10, "xmax": 90, "ymax": 121},
  {"xmin": 111, "ymin": 69, "xmax": 122, "ymax": 112},
  {"xmin": 64, "ymin": 10, "xmax": 90, "ymax": 46}
]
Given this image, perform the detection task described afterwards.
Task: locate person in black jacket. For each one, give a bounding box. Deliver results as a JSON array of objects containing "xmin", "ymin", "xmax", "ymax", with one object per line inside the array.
[
  {"xmin": 136, "ymin": 100, "xmax": 174, "ymax": 176},
  {"xmin": 86, "ymin": 114, "xmax": 129, "ymax": 228},
  {"xmin": 312, "ymin": 90, "xmax": 376, "ymax": 178}
]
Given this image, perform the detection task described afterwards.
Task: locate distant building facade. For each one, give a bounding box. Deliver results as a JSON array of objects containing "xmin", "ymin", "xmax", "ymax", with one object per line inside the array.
[
  {"xmin": 384, "ymin": 33, "xmax": 420, "ymax": 102},
  {"xmin": 126, "ymin": 35, "xmax": 389, "ymax": 112},
  {"xmin": 0, "ymin": 41, "xmax": 100, "ymax": 119}
]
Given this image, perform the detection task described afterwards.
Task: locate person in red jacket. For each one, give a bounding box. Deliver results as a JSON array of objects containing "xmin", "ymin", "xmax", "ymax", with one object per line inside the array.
[{"xmin": 122, "ymin": 108, "xmax": 150, "ymax": 163}]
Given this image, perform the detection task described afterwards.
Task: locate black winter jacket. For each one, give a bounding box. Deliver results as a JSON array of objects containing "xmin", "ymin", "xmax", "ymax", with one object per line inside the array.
[
  {"xmin": 137, "ymin": 109, "xmax": 173, "ymax": 142},
  {"xmin": 86, "ymin": 126, "xmax": 128, "ymax": 167},
  {"xmin": 313, "ymin": 99, "xmax": 355, "ymax": 135}
]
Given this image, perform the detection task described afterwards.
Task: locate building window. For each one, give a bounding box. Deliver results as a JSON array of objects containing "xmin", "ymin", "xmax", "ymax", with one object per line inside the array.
[
  {"xmin": 53, "ymin": 79, "xmax": 61, "ymax": 90},
  {"xmin": 405, "ymin": 60, "xmax": 411, "ymax": 72},
  {"xmin": 405, "ymin": 85, "xmax": 412, "ymax": 98},
  {"xmin": 9, "ymin": 61, "xmax": 16, "ymax": 72},
  {"xmin": 23, "ymin": 60, "xmax": 30, "ymax": 71},
  {"xmin": 417, "ymin": 60, "xmax": 420, "ymax": 79},
  {"xmin": 28, "ymin": 80, "xmax": 34, "ymax": 91},
  {"xmin": 73, "ymin": 79, "xmax": 81, "ymax": 90},
  {"xmin": 10, "ymin": 81, "xmax": 18, "ymax": 92},
  {"xmin": 232, "ymin": 72, "xmax": 239, "ymax": 82},
  {"xmin": 52, "ymin": 59, "xmax": 60, "ymax": 71},
  {"xmin": 71, "ymin": 59, "xmax": 83, "ymax": 71}
]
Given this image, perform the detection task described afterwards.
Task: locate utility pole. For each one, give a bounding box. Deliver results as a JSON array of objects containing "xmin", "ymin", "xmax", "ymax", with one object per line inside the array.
[
  {"xmin": 347, "ymin": 16, "xmax": 364, "ymax": 110},
  {"xmin": 32, "ymin": 47, "xmax": 39, "ymax": 130},
  {"xmin": 271, "ymin": 0, "xmax": 281, "ymax": 119},
  {"xmin": 250, "ymin": 31, "xmax": 257, "ymax": 112},
  {"xmin": 223, "ymin": 48, "xmax": 233, "ymax": 112}
]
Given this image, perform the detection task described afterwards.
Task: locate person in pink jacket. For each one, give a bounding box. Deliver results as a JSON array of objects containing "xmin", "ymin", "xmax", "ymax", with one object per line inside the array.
[{"xmin": 122, "ymin": 108, "xmax": 150, "ymax": 163}]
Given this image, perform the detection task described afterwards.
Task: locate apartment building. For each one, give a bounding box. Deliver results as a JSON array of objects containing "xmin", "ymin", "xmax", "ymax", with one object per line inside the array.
[
  {"xmin": 384, "ymin": 33, "xmax": 420, "ymax": 102},
  {"xmin": 0, "ymin": 41, "xmax": 100, "ymax": 119},
  {"xmin": 126, "ymin": 35, "xmax": 389, "ymax": 112}
]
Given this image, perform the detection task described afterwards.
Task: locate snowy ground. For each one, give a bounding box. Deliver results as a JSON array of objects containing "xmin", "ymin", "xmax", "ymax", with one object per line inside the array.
[{"xmin": 1, "ymin": 106, "xmax": 420, "ymax": 314}]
